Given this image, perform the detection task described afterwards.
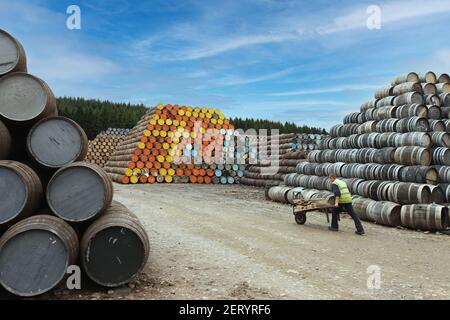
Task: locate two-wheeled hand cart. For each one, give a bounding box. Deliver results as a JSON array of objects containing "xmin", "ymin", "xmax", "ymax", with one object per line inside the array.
[{"xmin": 292, "ymin": 198, "xmax": 337, "ymax": 225}]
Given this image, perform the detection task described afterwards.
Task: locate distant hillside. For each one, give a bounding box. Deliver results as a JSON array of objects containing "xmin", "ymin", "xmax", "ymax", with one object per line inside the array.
[
  {"xmin": 57, "ymin": 97, "xmax": 147, "ymax": 139},
  {"xmin": 56, "ymin": 97, "xmax": 327, "ymax": 139}
]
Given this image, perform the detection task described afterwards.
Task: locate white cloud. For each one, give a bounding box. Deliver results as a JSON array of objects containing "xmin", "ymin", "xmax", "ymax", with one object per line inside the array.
[
  {"xmin": 320, "ymin": 0, "xmax": 450, "ymax": 35},
  {"xmin": 214, "ymin": 65, "xmax": 303, "ymax": 86},
  {"xmin": 266, "ymin": 84, "xmax": 383, "ymax": 97}
]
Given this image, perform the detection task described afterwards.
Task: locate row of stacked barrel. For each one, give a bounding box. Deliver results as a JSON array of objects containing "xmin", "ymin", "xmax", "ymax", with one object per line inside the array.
[
  {"xmin": 86, "ymin": 128, "xmax": 130, "ymax": 168},
  {"xmin": 0, "ymin": 28, "xmax": 149, "ymax": 297},
  {"xmin": 239, "ymin": 133, "xmax": 326, "ymax": 187},
  {"xmin": 104, "ymin": 104, "xmax": 245, "ymax": 184},
  {"xmin": 267, "ymin": 71, "xmax": 450, "ymax": 232}
]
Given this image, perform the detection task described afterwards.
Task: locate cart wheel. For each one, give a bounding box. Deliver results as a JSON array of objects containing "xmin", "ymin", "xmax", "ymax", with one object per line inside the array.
[{"xmin": 294, "ymin": 212, "xmax": 307, "ymax": 225}]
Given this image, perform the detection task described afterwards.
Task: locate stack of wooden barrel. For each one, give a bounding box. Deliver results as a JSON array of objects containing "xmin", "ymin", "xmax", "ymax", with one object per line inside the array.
[
  {"xmin": 275, "ymin": 71, "xmax": 450, "ymax": 232},
  {"xmin": 86, "ymin": 128, "xmax": 129, "ymax": 168},
  {"xmin": 0, "ymin": 28, "xmax": 149, "ymax": 297},
  {"xmin": 104, "ymin": 103, "xmax": 244, "ymax": 184},
  {"xmin": 239, "ymin": 133, "xmax": 325, "ymax": 187}
]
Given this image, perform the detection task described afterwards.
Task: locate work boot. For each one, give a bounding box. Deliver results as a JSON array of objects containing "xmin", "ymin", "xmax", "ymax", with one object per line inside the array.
[
  {"xmin": 355, "ymin": 230, "xmax": 365, "ymax": 235},
  {"xmin": 328, "ymin": 227, "xmax": 339, "ymax": 232}
]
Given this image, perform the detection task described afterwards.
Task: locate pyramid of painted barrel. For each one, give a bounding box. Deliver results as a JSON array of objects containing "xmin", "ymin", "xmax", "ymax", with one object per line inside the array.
[
  {"xmin": 272, "ymin": 71, "xmax": 450, "ymax": 232},
  {"xmin": 104, "ymin": 104, "xmax": 245, "ymax": 184}
]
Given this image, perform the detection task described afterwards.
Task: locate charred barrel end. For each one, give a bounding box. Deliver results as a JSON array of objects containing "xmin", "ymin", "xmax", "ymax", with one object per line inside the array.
[
  {"xmin": 46, "ymin": 162, "xmax": 113, "ymax": 223},
  {"xmin": 0, "ymin": 215, "xmax": 78, "ymax": 297},
  {"xmin": 80, "ymin": 201, "xmax": 149, "ymax": 287}
]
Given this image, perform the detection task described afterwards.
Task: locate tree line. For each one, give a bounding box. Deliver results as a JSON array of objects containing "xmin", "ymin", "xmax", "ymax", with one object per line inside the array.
[
  {"xmin": 56, "ymin": 97, "xmax": 327, "ymax": 139},
  {"xmin": 230, "ymin": 117, "xmax": 327, "ymax": 135},
  {"xmin": 57, "ymin": 97, "xmax": 147, "ymax": 139}
]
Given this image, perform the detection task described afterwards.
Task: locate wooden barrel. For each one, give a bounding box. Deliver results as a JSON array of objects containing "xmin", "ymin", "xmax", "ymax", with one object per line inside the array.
[
  {"xmin": 267, "ymin": 186, "xmax": 292, "ymax": 203},
  {"xmin": 391, "ymin": 182, "xmax": 431, "ymax": 204},
  {"xmin": 27, "ymin": 116, "xmax": 88, "ymax": 169},
  {"xmin": 352, "ymin": 197, "xmax": 373, "ymax": 221},
  {"xmin": 428, "ymin": 120, "xmax": 445, "ymax": 132},
  {"xmin": 438, "ymin": 73, "xmax": 450, "ymax": 84},
  {"xmin": 438, "ymin": 183, "xmax": 450, "ymax": 202},
  {"xmin": 360, "ymin": 100, "xmax": 378, "ymax": 112},
  {"xmin": 394, "ymin": 132, "xmax": 431, "ymax": 148},
  {"xmin": 393, "ymin": 147, "xmax": 431, "ymax": 166},
  {"xmin": 0, "ymin": 29, "xmax": 27, "ymax": 76},
  {"xmin": 392, "ymin": 82, "xmax": 423, "ymax": 96},
  {"xmin": 0, "ymin": 161, "xmax": 42, "ymax": 227},
  {"xmin": 421, "ymin": 83, "xmax": 437, "ymax": 95},
  {"xmin": 46, "ymin": 162, "xmax": 113, "ymax": 222},
  {"xmin": 399, "ymin": 166, "xmax": 438, "ymax": 184},
  {"xmin": 376, "ymin": 119, "xmax": 398, "ymax": 132},
  {"xmin": 374, "ymin": 86, "xmax": 394, "ymax": 99},
  {"xmin": 418, "ymin": 71, "xmax": 437, "ymax": 84},
  {"xmin": 400, "ymin": 204, "xmax": 449, "ymax": 230},
  {"xmin": 286, "ymin": 187, "xmax": 305, "ymax": 204},
  {"xmin": 431, "ymin": 132, "xmax": 450, "ymax": 148},
  {"xmin": 395, "ymin": 104, "xmax": 427, "ymax": 119},
  {"xmin": 440, "ymin": 93, "xmax": 450, "ymax": 107},
  {"xmin": 432, "ymin": 148, "xmax": 450, "ymax": 166},
  {"xmin": 366, "ymin": 201, "xmax": 401, "ymax": 227},
  {"xmin": 376, "ymin": 96, "xmax": 396, "ymax": 108},
  {"xmin": 357, "ymin": 121, "xmax": 377, "ymax": 134},
  {"xmin": 425, "ymin": 94, "xmax": 441, "ymax": 106},
  {"xmin": 395, "ymin": 117, "xmax": 429, "ymax": 133},
  {"xmin": 429, "ymin": 185, "xmax": 445, "ymax": 203},
  {"xmin": 0, "ymin": 119, "xmax": 11, "ymax": 159},
  {"xmin": 434, "ymin": 166, "xmax": 450, "ymax": 183},
  {"xmin": 436, "ymin": 83, "xmax": 450, "ymax": 94},
  {"xmin": 0, "ymin": 73, "xmax": 57, "ymax": 126},
  {"xmin": 391, "ymin": 72, "xmax": 419, "ymax": 86},
  {"xmin": 0, "ymin": 215, "xmax": 78, "ymax": 296},
  {"xmin": 80, "ymin": 201, "xmax": 149, "ymax": 287},
  {"xmin": 393, "ymin": 92, "xmax": 424, "ymax": 106},
  {"xmin": 426, "ymin": 105, "xmax": 441, "ymax": 119},
  {"xmin": 373, "ymin": 106, "xmax": 397, "ymax": 121}
]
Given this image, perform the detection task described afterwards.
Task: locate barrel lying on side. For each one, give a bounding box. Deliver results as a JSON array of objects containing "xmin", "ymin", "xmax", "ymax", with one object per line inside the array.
[
  {"xmin": 0, "ymin": 73, "xmax": 57, "ymax": 126},
  {"xmin": 46, "ymin": 162, "xmax": 113, "ymax": 222},
  {"xmin": 393, "ymin": 147, "xmax": 431, "ymax": 166},
  {"xmin": 352, "ymin": 197, "xmax": 373, "ymax": 222},
  {"xmin": 400, "ymin": 204, "xmax": 449, "ymax": 231},
  {"xmin": 267, "ymin": 186, "xmax": 292, "ymax": 203},
  {"xmin": 27, "ymin": 116, "xmax": 88, "ymax": 169},
  {"xmin": 0, "ymin": 161, "xmax": 42, "ymax": 227},
  {"xmin": 0, "ymin": 29, "xmax": 27, "ymax": 76},
  {"xmin": 0, "ymin": 215, "xmax": 78, "ymax": 297},
  {"xmin": 366, "ymin": 201, "xmax": 402, "ymax": 227},
  {"xmin": 80, "ymin": 201, "xmax": 150, "ymax": 287},
  {"xmin": 0, "ymin": 119, "xmax": 11, "ymax": 159},
  {"xmin": 399, "ymin": 166, "xmax": 438, "ymax": 185}
]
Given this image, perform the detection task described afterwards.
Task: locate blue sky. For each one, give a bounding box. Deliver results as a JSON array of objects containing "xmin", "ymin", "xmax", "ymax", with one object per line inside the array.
[{"xmin": 1, "ymin": 0, "xmax": 450, "ymax": 130}]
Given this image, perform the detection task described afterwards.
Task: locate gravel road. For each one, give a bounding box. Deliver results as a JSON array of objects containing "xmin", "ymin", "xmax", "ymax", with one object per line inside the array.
[{"xmin": 8, "ymin": 183, "xmax": 450, "ymax": 300}]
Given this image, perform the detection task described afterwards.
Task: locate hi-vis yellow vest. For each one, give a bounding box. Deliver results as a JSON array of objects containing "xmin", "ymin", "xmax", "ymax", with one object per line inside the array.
[{"xmin": 333, "ymin": 179, "xmax": 352, "ymax": 204}]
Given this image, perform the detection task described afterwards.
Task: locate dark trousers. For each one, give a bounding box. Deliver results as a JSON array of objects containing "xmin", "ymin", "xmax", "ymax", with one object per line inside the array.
[{"xmin": 332, "ymin": 203, "xmax": 364, "ymax": 232}]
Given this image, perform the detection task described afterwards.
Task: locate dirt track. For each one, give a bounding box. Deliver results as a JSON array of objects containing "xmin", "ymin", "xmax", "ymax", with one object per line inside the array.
[{"xmin": 34, "ymin": 183, "xmax": 450, "ymax": 300}]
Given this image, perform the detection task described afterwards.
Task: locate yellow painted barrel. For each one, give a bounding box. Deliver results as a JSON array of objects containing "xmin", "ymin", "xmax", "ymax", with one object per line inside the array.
[
  {"xmin": 125, "ymin": 168, "xmax": 133, "ymax": 177},
  {"xmin": 130, "ymin": 176, "xmax": 139, "ymax": 184}
]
